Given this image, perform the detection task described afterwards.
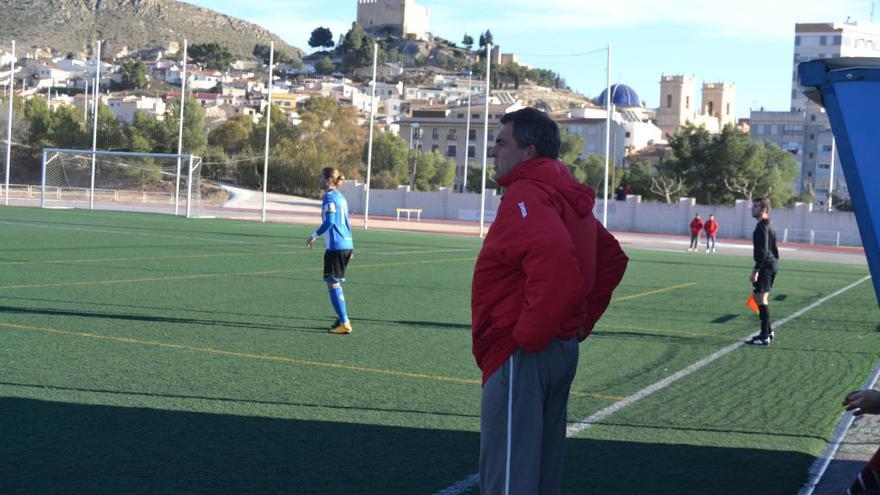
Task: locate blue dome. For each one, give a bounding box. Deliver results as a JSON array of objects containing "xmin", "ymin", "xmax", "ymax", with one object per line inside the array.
[{"xmin": 596, "ymin": 84, "xmax": 641, "ymax": 108}]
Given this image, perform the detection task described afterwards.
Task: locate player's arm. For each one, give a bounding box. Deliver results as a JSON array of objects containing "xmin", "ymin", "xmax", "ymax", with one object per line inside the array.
[
  {"xmin": 581, "ymin": 222, "xmax": 628, "ymax": 339},
  {"xmin": 307, "ymin": 199, "xmax": 337, "ymax": 248}
]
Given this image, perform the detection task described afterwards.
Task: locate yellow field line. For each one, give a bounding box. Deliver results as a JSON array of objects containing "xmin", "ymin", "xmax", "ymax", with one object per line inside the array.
[
  {"xmin": 612, "ymin": 282, "xmax": 698, "ymax": 302},
  {"xmin": 0, "ymin": 321, "xmax": 622, "ymax": 400},
  {"xmin": 0, "ymin": 250, "xmax": 304, "ymax": 266},
  {"xmin": 0, "ymin": 257, "xmax": 477, "ymax": 291},
  {"xmin": 595, "ymin": 323, "xmax": 726, "ymax": 340}
]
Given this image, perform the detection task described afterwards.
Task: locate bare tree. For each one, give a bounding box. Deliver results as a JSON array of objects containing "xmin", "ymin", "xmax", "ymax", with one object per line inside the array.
[{"xmin": 650, "ymin": 175, "xmax": 684, "ymax": 204}]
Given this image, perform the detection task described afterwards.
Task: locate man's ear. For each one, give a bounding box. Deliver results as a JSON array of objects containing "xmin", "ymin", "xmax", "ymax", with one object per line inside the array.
[{"xmin": 524, "ymin": 144, "xmax": 537, "ymax": 160}]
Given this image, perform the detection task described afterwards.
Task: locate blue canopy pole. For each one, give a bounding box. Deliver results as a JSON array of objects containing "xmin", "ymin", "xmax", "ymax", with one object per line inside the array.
[{"xmin": 800, "ymin": 58, "xmax": 880, "ymax": 305}]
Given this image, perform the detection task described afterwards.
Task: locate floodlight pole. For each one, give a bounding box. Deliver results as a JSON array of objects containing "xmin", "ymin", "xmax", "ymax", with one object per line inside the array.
[
  {"xmin": 261, "ymin": 41, "xmax": 274, "ymax": 222},
  {"xmin": 479, "ymin": 44, "xmax": 492, "ymax": 238},
  {"xmin": 602, "ymin": 43, "xmax": 612, "ymax": 227},
  {"xmin": 462, "ymin": 69, "xmax": 472, "ymax": 193},
  {"xmin": 828, "ymin": 137, "xmax": 836, "ymax": 212},
  {"xmin": 89, "ymin": 40, "xmax": 101, "ymax": 210},
  {"xmin": 83, "ymin": 79, "xmax": 89, "ymax": 123},
  {"xmin": 4, "ymin": 40, "xmax": 14, "ymax": 206},
  {"xmin": 175, "ymin": 39, "xmax": 188, "ymax": 216},
  {"xmin": 363, "ymin": 42, "xmax": 378, "ymax": 230}
]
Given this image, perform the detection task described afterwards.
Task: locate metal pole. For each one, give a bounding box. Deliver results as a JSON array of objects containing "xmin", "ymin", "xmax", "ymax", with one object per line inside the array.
[
  {"xmin": 175, "ymin": 39, "xmax": 188, "ymax": 216},
  {"xmin": 260, "ymin": 42, "xmax": 274, "ymax": 222},
  {"xmin": 89, "ymin": 40, "xmax": 101, "ymax": 210},
  {"xmin": 83, "ymin": 79, "xmax": 88, "ymax": 123},
  {"xmin": 602, "ymin": 43, "xmax": 612, "ymax": 226},
  {"xmin": 40, "ymin": 149, "xmax": 46, "ymax": 208},
  {"xmin": 479, "ymin": 43, "xmax": 492, "ymax": 238},
  {"xmin": 186, "ymin": 154, "xmax": 194, "ymax": 218},
  {"xmin": 827, "ymin": 136, "xmax": 836, "ymax": 212},
  {"xmin": 363, "ymin": 42, "xmax": 378, "ymax": 230},
  {"xmin": 4, "ymin": 40, "xmax": 14, "ymax": 206},
  {"xmin": 462, "ymin": 70, "xmax": 472, "ymax": 193}
]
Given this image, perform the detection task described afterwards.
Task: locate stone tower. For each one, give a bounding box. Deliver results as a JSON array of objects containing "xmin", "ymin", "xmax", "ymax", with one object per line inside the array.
[
  {"xmin": 701, "ymin": 82, "xmax": 736, "ymax": 129},
  {"xmin": 655, "ymin": 75, "xmax": 697, "ymax": 138}
]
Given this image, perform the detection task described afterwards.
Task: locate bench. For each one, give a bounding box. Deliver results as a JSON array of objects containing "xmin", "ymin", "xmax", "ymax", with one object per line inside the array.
[{"xmin": 395, "ymin": 208, "xmax": 423, "ymax": 222}]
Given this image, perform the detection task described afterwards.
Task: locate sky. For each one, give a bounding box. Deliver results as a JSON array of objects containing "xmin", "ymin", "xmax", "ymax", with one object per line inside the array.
[{"xmin": 184, "ymin": 0, "xmax": 873, "ymax": 119}]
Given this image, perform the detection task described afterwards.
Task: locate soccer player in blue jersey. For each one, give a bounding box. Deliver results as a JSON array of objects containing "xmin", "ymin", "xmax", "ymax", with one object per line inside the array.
[{"xmin": 306, "ymin": 167, "xmax": 355, "ymax": 334}]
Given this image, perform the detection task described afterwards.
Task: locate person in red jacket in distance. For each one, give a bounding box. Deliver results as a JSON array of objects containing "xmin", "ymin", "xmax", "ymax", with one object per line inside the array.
[
  {"xmin": 472, "ymin": 107, "xmax": 629, "ymax": 495},
  {"xmin": 688, "ymin": 214, "xmax": 703, "ymax": 252},
  {"xmin": 704, "ymin": 214, "xmax": 719, "ymax": 253}
]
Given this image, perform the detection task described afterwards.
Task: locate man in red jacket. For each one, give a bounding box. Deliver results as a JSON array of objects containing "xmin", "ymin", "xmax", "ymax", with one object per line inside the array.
[
  {"xmin": 472, "ymin": 107, "xmax": 629, "ymax": 494},
  {"xmin": 688, "ymin": 214, "xmax": 703, "ymax": 252},
  {"xmin": 704, "ymin": 214, "xmax": 718, "ymax": 253}
]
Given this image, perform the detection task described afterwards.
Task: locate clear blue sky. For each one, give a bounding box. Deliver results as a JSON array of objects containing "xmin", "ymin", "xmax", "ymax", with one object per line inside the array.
[{"xmin": 185, "ymin": 0, "xmax": 872, "ymax": 119}]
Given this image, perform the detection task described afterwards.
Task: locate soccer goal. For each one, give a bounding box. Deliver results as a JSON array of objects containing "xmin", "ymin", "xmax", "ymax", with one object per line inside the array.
[{"xmin": 40, "ymin": 148, "xmax": 212, "ymax": 218}]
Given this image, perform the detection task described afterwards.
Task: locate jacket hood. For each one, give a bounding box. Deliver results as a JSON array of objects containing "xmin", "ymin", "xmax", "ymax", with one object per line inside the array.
[{"xmin": 496, "ymin": 156, "xmax": 595, "ymax": 217}]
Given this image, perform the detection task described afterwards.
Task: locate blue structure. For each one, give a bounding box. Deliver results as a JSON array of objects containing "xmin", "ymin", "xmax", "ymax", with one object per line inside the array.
[
  {"xmin": 800, "ymin": 58, "xmax": 880, "ymax": 304},
  {"xmin": 596, "ymin": 84, "xmax": 641, "ymax": 108}
]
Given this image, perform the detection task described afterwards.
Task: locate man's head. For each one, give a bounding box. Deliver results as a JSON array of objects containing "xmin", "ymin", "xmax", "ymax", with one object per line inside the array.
[
  {"xmin": 709, "ymin": 214, "xmax": 715, "ymax": 220},
  {"xmin": 490, "ymin": 107, "xmax": 560, "ymax": 180},
  {"xmin": 695, "ymin": 213, "xmax": 701, "ymax": 219},
  {"xmin": 751, "ymin": 197, "xmax": 771, "ymax": 219}
]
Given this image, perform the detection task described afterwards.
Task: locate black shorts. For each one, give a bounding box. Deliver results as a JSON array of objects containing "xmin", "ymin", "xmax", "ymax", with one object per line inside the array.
[
  {"xmin": 752, "ymin": 266, "xmax": 778, "ymax": 294},
  {"xmin": 323, "ymin": 249, "xmax": 353, "ymax": 282}
]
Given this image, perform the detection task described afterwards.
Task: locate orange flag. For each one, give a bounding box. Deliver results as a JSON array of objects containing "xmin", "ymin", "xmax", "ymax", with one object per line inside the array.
[{"xmin": 746, "ymin": 293, "xmax": 759, "ymax": 314}]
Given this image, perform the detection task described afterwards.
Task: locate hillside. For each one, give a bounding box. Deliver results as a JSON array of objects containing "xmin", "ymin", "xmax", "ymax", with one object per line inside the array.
[{"xmin": 1, "ymin": 0, "xmax": 301, "ymax": 60}]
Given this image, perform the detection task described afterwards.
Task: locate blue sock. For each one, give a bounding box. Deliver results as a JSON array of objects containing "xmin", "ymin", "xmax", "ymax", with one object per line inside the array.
[{"xmin": 328, "ymin": 286, "xmax": 349, "ymax": 324}]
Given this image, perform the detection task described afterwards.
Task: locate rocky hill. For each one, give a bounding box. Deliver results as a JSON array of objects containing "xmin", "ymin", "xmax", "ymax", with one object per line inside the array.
[{"xmin": 1, "ymin": 0, "xmax": 301, "ymax": 60}]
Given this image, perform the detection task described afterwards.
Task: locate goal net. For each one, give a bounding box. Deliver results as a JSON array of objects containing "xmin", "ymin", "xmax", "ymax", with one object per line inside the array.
[{"xmin": 39, "ymin": 148, "xmax": 220, "ymax": 218}]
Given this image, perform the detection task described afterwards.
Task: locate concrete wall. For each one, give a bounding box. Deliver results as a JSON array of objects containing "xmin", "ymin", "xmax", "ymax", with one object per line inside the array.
[{"xmin": 341, "ymin": 180, "xmax": 863, "ymax": 246}]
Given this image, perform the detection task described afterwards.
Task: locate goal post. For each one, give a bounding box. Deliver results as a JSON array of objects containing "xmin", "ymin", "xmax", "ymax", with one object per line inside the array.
[{"xmin": 40, "ymin": 148, "xmax": 205, "ymax": 218}]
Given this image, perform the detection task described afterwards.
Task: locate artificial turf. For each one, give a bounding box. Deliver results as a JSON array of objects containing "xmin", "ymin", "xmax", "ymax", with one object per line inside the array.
[{"xmin": 0, "ymin": 205, "xmax": 877, "ymax": 494}]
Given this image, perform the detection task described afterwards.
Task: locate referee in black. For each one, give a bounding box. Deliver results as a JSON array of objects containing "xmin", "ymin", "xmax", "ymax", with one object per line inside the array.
[{"xmin": 747, "ymin": 197, "xmax": 779, "ymax": 345}]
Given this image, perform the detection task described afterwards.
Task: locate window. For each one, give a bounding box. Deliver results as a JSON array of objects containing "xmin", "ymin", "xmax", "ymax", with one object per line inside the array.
[
  {"xmin": 472, "ymin": 113, "xmax": 479, "ymax": 119},
  {"xmin": 707, "ymin": 101, "xmax": 714, "ymax": 116},
  {"xmin": 810, "ymin": 114, "xmax": 816, "ymax": 121},
  {"xmin": 587, "ymin": 127, "xmax": 597, "ymax": 135},
  {"xmin": 447, "ymin": 145, "xmax": 457, "ymax": 157},
  {"xmin": 412, "ymin": 128, "xmax": 422, "ymax": 140},
  {"xmin": 770, "ymin": 125, "xmax": 778, "ymax": 135},
  {"xmin": 432, "ymin": 144, "xmax": 439, "ymax": 152},
  {"xmin": 432, "ymin": 128, "xmax": 439, "ymax": 140},
  {"xmin": 820, "ymin": 35, "xmax": 827, "ymax": 46},
  {"xmin": 488, "ymin": 131, "xmax": 495, "ymax": 142},
  {"xmin": 755, "ymin": 124, "xmax": 765, "ymax": 134},
  {"xmin": 468, "ymin": 145, "xmax": 475, "ymax": 158},
  {"xmin": 834, "ymin": 35, "xmax": 842, "ymax": 46},
  {"xmin": 809, "ymin": 133, "xmax": 815, "ymax": 140},
  {"xmin": 809, "ymin": 152, "xmax": 814, "ymax": 159},
  {"xmin": 447, "ymin": 129, "xmax": 457, "ymax": 140},
  {"xmin": 726, "ymin": 103, "xmax": 731, "ymax": 115},
  {"xmin": 457, "ymin": 113, "xmax": 464, "ymax": 118},
  {"xmin": 666, "ymin": 94, "xmax": 672, "ymax": 108},
  {"xmin": 817, "ymin": 163, "xmax": 830, "ymax": 169},
  {"xmin": 685, "ymin": 96, "xmax": 690, "ymax": 109},
  {"xmin": 795, "ymin": 35, "xmax": 801, "ymax": 46},
  {"xmin": 822, "ymin": 144, "xmax": 833, "ymax": 152},
  {"xmin": 468, "ymin": 129, "xmax": 476, "ymax": 140}
]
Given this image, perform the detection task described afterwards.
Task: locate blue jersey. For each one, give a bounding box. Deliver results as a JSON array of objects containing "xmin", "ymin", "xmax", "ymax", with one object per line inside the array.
[{"xmin": 314, "ymin": 189, "xmax": 353, "ymax": 250}]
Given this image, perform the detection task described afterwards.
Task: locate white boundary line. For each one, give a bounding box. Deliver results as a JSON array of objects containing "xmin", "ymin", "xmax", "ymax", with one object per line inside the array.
[{"xmin": 434, "ymin": 274, "xmax": 872, "ymax": 495}]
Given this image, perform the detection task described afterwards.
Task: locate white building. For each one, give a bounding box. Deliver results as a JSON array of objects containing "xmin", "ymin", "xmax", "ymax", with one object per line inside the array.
[
  {"xmin": 790, "ymin": 20, "xmax": 880, "ymax": 202},
  {"xmin": 105, "ymin": 96, "xmax": 167, "ymax": 124}
]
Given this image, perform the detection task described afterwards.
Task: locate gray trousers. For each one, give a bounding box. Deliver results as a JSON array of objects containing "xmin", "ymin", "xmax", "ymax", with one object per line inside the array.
[{"xmin": 479, "ymin": 338, "xmax": 579, "ymax": 495}]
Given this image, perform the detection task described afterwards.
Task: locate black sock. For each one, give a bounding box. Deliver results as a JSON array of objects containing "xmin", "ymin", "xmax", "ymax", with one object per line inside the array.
[{"xmin": 758, "ymin": 305, "xmax": 769, "ymax": 336}]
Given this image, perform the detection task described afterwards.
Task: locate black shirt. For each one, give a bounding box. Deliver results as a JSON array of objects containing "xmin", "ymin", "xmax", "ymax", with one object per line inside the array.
[{"xmin": 752, "ymin": 218, "xmax": 779, "ymax": 270}]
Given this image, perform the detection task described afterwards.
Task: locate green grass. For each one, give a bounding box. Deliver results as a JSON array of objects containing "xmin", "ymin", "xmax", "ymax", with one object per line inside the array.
[{"xmin": 0, "ymin": 205, "xmax": 877, "ymax": 494}]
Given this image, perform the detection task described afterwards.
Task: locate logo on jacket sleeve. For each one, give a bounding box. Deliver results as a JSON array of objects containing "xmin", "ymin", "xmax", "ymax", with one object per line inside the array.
[{"xmin": 518, "ymin": 201, "xmax": 527, "ymax": 218}]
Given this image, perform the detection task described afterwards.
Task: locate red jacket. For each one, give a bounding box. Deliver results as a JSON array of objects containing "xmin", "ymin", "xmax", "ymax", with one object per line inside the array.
[
  {"xmin": 471, "ymin": 157, "xmax": 629, "ymax": 384},
  {"xmin": 704, "ymin": 219, "xmax": 718, "ymax": 235},
  {"xmin": 689, "ymin": 218, "xmax": 703, "ymax": 235}
]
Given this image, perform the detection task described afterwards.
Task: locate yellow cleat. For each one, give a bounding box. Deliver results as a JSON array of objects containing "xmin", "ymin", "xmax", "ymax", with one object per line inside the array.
[{"xmin": 328, "ymin": 322, "xmax": 352, "ymax": 334}]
